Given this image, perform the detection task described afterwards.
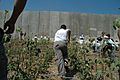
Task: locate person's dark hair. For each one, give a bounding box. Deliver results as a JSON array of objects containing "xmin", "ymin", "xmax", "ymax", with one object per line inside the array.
[
  {"xmin": 106, "ymin": 34, "xmax": 110, "ymax": 38},
  {"xmin": 97, "ymin": 37, "xmax": 102, "ymax": 41},
  {"xmin": 60, "ymin": 24, "xmax": 66, "ymax": 29}
]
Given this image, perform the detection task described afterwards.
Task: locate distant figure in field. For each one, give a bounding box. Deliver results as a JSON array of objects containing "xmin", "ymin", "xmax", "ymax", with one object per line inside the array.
[
  {"xmin": 102, "ymin": 34, "xmax": 118, "ymax": 61},
  {"xmin": 79, "ymin": 33, "xmax": 85, "ymax": 44},
  {"xmin": 92, "ymin": 37, "xmax": 102, "ymax": 53}
]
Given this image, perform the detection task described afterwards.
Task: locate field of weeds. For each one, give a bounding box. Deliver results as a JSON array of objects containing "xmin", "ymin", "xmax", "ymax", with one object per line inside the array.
[{"xmin": 4, "ymin": 37, "xmax": 120, "ymax": 80}]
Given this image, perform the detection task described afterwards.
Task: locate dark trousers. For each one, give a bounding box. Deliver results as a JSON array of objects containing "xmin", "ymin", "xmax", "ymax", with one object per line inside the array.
[
  {"xmin": 54, "ymin": 41, "xmax": 68, "ymax": 76},
  {"xmin": 103, "ymin": 44, "xmax": 115, "ymax": 61},
  {"xmin": 0, "ymin": 43, "xmax": 8, "ymax": 80}
]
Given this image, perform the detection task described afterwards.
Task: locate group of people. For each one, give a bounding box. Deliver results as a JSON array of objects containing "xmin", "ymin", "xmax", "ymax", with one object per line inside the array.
[
  {"xmin": 79, "ymin": 32, "xmax": 120, "ymax": 59},
  {"xmin": 91, "ymin": 32, "xmax": 119, "ymax": 61},
  {"xmin": 78, "ymin": 32, "xmax": 119, "ymax": 62}
]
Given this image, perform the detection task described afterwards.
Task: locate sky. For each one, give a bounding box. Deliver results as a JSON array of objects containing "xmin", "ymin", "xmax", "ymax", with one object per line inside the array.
[{"xmin": 0, "ymin": 0, "xmax": 120, "ymax": 15}]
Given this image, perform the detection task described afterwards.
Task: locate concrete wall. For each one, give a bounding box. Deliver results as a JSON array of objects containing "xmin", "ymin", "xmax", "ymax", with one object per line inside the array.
[{"xmin": 0, "ymin": 10, "xmax": 120, "ymax": 39}]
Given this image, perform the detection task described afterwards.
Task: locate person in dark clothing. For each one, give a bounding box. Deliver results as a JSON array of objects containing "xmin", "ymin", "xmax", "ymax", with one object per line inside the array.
[
  {"xmin": 0, "ymin": 0, "xmax": 27, "ymax": 79},
  {"xmin": 4, "ymin": 0, "xmax": 27, "ymax": 34},
  {"xmin": 0, "ymin": 28, "xmax": 8, "ymax": 80}
]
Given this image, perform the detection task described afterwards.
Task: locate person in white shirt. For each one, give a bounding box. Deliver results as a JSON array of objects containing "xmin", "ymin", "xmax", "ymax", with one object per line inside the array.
[
  {"xmin": 103, "ymin": 34, "xmax": 118, "ymax": 62},
  {"xmin": 92, "ymin": 37, "xmax": 102, "ymax": 53},
  {"xmin": 79, "ymin": 33, "xmax": 85, "ymax": 44},
  {"xmin": 53, "ymin": 24, "xmax": 71, "ymax": 77}
]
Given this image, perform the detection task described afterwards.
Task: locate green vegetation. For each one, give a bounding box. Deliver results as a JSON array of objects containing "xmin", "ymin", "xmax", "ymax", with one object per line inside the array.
[
  {"xmin": 113, "ymin": 18, "xmax": 120, "ymax": 29},
  {"xmin": 3, "ymin": 36, "xmax": 120, "ymax": 80}
]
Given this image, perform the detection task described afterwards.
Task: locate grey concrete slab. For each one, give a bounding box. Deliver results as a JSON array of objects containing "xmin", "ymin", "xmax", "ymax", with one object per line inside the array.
[{"xmin": 0, "ymin": 11, "xmax": 120, "ymax": 39}]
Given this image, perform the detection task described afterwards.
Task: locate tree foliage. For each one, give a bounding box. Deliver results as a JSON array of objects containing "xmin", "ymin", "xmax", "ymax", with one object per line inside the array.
[{"xmin": 113, "ymin": 18, "xmax": 120, "ymax": 29}]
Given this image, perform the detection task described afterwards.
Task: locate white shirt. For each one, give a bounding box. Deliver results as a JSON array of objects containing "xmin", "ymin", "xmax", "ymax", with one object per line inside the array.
[
  {"xmin": 54, "ymin": 29, "xmax": 69, "ymax": 42},
  {"xmin": 92, "ymin": 39, "xmax": 101, "ymax": 47},
  {"xmin": 79, "ymin": 34, "xmax": 84, "ymax": 40},
  {"xmin": 105, "ymin": 38, "xmax": 118, "ymax": 47}
]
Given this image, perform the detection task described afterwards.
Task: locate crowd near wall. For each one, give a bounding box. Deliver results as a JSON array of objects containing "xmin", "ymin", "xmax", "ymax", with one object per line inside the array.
[{"xmin": 0, "ymin": 11, "xmax": 120, "ymax": 39}]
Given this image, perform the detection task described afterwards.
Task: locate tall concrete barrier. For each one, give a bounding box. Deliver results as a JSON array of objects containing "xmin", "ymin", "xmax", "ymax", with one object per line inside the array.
[{"xmin": 0, "ymin": 10, "xmax": 120, "ymax": 39}]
